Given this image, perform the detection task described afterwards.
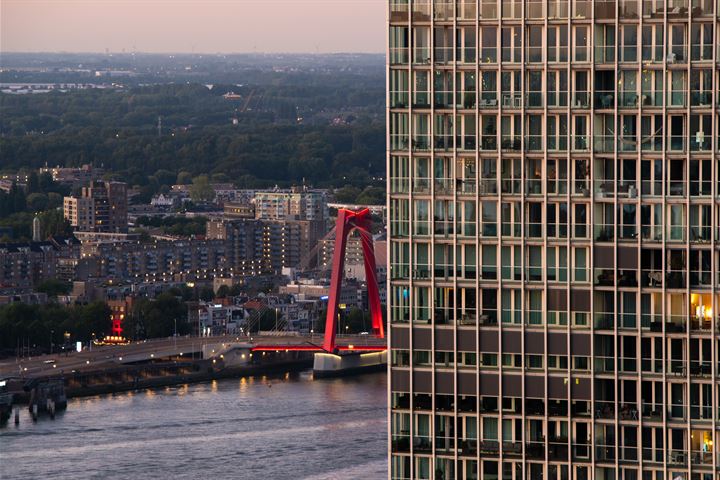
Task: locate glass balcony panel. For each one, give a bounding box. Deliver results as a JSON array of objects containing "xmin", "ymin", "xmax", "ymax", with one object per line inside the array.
[
  {"xmin": 501, "ymin": 0, "xmax": 522, "ymax": 17},
  {"xmin": 690, "ymin": 44, "xmax": 712, "ymax": 61},
  {"xmin": 390, "ymin": 48, "xmax": 410, "ymax": 65},
  {"xmin": 668, "ymin": 135, "xmax": 685, "ymax": 152},
  {"xmin": 547, "ymin": 91, "xmax": 568, "ymax": 107},
  {"xmin": 548, "ymin": 0, "xmax": 569, "ymax": 17},
  {"xmin": 595, "ymin": 46, "xmax": 615, "ymax": 64},
  {"xmin": 573, "ymin": 0, "xmax": 591, "ymax": 17},
  {"xmin": 478, "ymin": 93, "xmax": 498, "ymax": 109},
  {"xmin": 547, "ymin": 135, "xmax": 568, "ymax": 152},
  {"xmin": 640, "ymin": 90, "xmax": 663, "ymax": 107},
  {"xmin": 690, "ymin": 91, "xmax": 712, "ymax": 106},
  {"xmin": 593, "ymin": 135, "xmax": 616, "ymax": 153},
  {"xmin": 594, "ymin": 225, "xmax": 615, "ymax": 242},
  {"xmin": 595, "ymin": 0, "xmax": 617, "ymax": 18},
  {"xmin": 620, "ymin": 0, "xmax": 639, "ymax": 16},
  {"xmin": 433, "ymin": 2, "xmax": 455, "ymax": 20},
  {"xmin": 525, "ymin": 92, "xmax": 543, "ymax": 108},
  {"xmin": 619, "ymin": 92, "xmax": 639, "ymax": 107},
  {"xmin": 689, "ymin": 135, "xmax": 712, "ymax": 152},
  {"xmin": 413, "ymin": 47, "xmax": 431, "ymax": 65},
  {"xmin": 411, "ymin": 1, "xmax": 432, "ymax": 20},
  {"xmin": 479, "ymin": 0, "xmax": 499, "ymax": 17},
  {"xmin": 594, "ymin": 90, "xmax": 615, "ymax": 109},
  {"xmin": 668, "ymin": 45, "xmax": 687, "ymax": 63},
  {"xmin": 572, "ymin": 91, "xmax": 590, "ymax": 108}
]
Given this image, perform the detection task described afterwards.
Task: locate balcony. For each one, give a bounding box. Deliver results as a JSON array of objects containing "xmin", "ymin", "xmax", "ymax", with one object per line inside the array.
[
  {"xmin": 594, "ymin": 225, "xmax": 614, "ymax": 242},
  {"xmin": 547, "ymin": 91, "xmax": 568, "ymax": 107},
  {"xmin": 593, "ymin": 135, "xmax": 616, "ymax": 153},
  {"xmin": 389, "ymin": 48, "xmax": 409, "ymax": 65},
  {"xmin": 594, "ymin": 90, "xmax": 615, "ymax": 109},
  {"xmin": 525, "ymin": 92, "xmax": 543, "ymax": 108},
  {"xmin": 389, "ymin": 1, "xmax": 409, "ymax": 22},
  {"xmin": 392, "ymin": 434, "xmax": 411, "ymax": 453},
  {"xmin": 572, "ymin": 91, "xmax": 590, "ymax": 108},
  {"xmin": 547, "ymin": 0, "xmax": 570, "ymax": 17},
  {"xmin": 525, "ymin": 135, "xmax": 543, "ymax": 152},
  {"xmin": 547, "ymin": 135, "xmax": 568, "ymax": 152},
  {"xmin": 690, "ymin": 43, "xmax": 713, "ymax": 61},
  {"xmin": 411, "ymin": 135, "xmax": 430, "ymax": 152},
  {"xmin": 525, "ymin": 441, "xmax": 545, "ymax": 460},
  {"xmin": 595, "ymin": 46, "xmax": 615, "ymax": 64},
  {"xmin": 501, "ymin": 0, "xmax": 522, "ymax": 18},
  {"xmin": 573, "ymin": 0, "xmax": 591, "ymax": 17},
  {"xmin": 413, "ymin": 435, "xmax": 432, "ymax": 452},
  {"xmin": 665, "ymin": 270, "xmax": 686, "ymax": 289},
  {"xmin": 689, "ymin": 135, "xmax": 712, "ymax": 152},
  {"xmin": 500, "ymin": 92, "xmax": 522, "ymax": 108},
  {"xmin": 689, "ymin": 268, "xmax": 711, "ymax": 286},
  {"xmin": 668, "ymin": 46, "xmax": 688, "ymax": 64},
  {"xmin": 595, "ymin": 401, "xmax": 615, "ymax": 420},
  {"xmin": 479, "ymin": 93, "xmax": 498, "ymax": 108},
  {"xmin": 619, "ymin": 92, "xmax": 639, "ymax": 107},
  {"xmin": 500, "ymin": 136, "xmax": 521, "ymax": 152},
  {"xmin": 640, "ymin": 90, "xmax": 663, "ymax": 107},
  {"xmin": 594, "ymin": 0, "xmax": 616, "ymax": 18},
  {"xmin": 690, "ymin": 91, "xmax": 713, "ymax": 107}
]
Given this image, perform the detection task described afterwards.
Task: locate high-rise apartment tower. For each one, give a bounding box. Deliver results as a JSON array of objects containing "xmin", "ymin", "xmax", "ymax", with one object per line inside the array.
[{"xmin": 387, "ymin": 1, "xmax": 719, "ymax": 479}]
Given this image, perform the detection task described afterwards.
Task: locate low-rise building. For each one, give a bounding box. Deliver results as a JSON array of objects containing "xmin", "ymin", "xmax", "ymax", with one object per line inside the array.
[
  {"xmin": 197, "ymin": 302, "xmax": 248, "ymax": 336},
  {"xmin": 39, "ymin": 164, "xmax": 103, "ymax": 187},
  {"xmin": 0, "ymin": 241, "xmax": 58, "ymax": 288}
]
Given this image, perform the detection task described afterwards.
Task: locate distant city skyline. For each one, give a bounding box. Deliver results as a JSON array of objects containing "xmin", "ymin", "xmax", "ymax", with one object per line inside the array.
[{"xmin": 1, "ymin": 0, "xmax": 385, "ymax": 54}]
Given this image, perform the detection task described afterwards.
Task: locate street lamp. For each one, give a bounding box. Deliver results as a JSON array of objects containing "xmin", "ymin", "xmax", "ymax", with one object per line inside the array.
[
  {"xmin": 173, "ymin": 318, "xmax": 177, "ymax": 352},
  {"xmin": 275, "ymin": 308, "xmax": 278, "ymax": 332}
]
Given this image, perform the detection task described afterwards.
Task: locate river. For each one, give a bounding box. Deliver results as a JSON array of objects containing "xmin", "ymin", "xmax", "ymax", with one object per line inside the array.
[{"xmin": 0, "ymin": 371, "xmax": 387, "ymax": 479}]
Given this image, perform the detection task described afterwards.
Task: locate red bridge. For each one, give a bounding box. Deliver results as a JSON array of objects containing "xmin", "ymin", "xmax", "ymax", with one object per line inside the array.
[{"xmin": 251, "ymin": 208, "xmax": 386, "ymax": 355}]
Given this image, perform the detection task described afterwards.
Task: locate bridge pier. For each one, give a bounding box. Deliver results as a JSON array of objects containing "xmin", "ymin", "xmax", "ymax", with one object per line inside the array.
[{"xmin": 312, "ymin": 351, "xmax": 387, "ymax": 378}]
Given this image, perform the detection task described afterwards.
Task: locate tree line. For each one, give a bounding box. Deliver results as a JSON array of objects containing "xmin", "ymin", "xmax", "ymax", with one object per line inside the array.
[
  {"xmin": 0, "ymin": 171, "xmax": 72, "ymax": 241},
  {"xmin": 0, "ymin": 83, "xmax": 385, "ymax": 191}
]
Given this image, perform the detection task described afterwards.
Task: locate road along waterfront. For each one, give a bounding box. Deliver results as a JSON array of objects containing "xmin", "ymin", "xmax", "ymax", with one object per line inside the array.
[{"xmin": 0, "ymin": 371, "xmax": 388, "ymax": 480}]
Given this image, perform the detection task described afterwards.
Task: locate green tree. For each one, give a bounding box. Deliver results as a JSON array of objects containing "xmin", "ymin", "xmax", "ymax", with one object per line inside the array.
[
  {"xmin": 153, "ymin": 169, "xmax": 176, "ymax": 187},
  {"xmin": 355, "ymin": 186, "xmax": 385, "ymax": 205},
  {"xmin": 47, "ymin": 192, "xmax": 63, "ymax": 209},
  {"xmin": 27, "ymin": 171, "xmax": 40, "ymax": 193},
  {"xmin": 36, "ymin": 279, "xmax": 72, "ymax": 297},
  {"xmin": 26, "ymin": 192, "xmax": 49, "ymax": 212},
  {"xmin": 333, "ymin": 185, "xmax": 361, "ymax": 203},
  {"xmin": 39, "ymin": 209, "xmax": 72, "ymax": 238},
  {"xmin": 216, "ymin": 285, "xmax": 230, "ymax": 298},
  {"xmin": 190, "ymin": 175, "xmax": 215, "ymax": 202},
  {"xmin": 198, "ymin": 285, "xmax": 215, "ymax": 302},
  {"xmin": 136, "ymin": 293, "xmax": 189, "ymax": 339},
  {"xmin": 176, "ymin": 171, "xmax": 193, "ymax": 185}
]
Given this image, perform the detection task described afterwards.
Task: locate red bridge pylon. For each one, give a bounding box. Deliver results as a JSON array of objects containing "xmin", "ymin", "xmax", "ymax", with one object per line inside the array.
[{"xmin": 322, "ymin": 208, "xmax": 385, "ymax": 353}]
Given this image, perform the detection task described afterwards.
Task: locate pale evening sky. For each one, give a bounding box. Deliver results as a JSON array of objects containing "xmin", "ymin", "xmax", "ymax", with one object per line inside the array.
[{"xmin": 1, "ymin": 0, "xmax": 386, "ymax": 54}]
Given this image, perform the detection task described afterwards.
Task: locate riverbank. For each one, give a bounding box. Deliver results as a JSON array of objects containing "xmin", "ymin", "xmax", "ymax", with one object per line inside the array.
[{"xmin": 7, "ymin": 353, "xmax": 315, "ymax": 404}]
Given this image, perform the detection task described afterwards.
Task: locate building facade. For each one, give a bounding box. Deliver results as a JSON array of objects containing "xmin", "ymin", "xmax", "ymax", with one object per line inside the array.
[
  {"xmin": 387, "ymin": 1, "xmax": 719, "ymax": 479},
  {"xmin": 254, "ymin": 188, "xmax": 329, "ymax": 224},
  {"xmin": 207, "ymin": 217, "xmax": 326, "ymax": 272},
  {"xmin": 63, "ymin": 181, "xmax": 128, "ymax": 233}
]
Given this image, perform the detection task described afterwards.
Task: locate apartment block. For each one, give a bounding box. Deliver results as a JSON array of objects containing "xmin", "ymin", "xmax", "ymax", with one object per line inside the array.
[
  {"xmin": 63, "ymin": 181, "xmax": 128, "ymax": 233},
  {"xmin": 254, "ymin": 187, "xmax": 329, "ymax": 224},
  {"xmin": 387, "ymin": 1, "xmax": 720, "ymax": 479},
  {"xmin": 207, "ymin": 217, "xmax": 326, "ymax": 272}
]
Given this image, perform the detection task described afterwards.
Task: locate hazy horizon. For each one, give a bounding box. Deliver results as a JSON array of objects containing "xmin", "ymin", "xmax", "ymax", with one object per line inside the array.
[{"xmin": 1, "ymin": 0, "xmax": 386, "ymax": 55}]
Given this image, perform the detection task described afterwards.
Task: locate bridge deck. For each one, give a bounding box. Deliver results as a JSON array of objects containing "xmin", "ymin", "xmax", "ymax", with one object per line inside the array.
[{"xmin": 0, "ymin": 334, "xmax": 386, "ymax": 379}]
